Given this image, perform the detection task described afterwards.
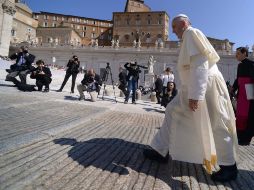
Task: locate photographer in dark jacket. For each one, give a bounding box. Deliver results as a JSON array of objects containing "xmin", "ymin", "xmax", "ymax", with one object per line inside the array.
[
  {"xmin": 6, "ymin": 46, "xmax": 35, "ymax": 84},
  {"xmin": 118, "ymin": 66, "xmax": 128, "ymax": 96},
  {"xmin": 57, "ymin": 55, "xmax": 80, "ymax": 93},
  {"xmin": 77, "ymin": 69, "xmax": 102, "ymax": 100},
  {"xmin": 124, "ymin": 62, "xmax": 141, "ymax": 104},
  {"xmin": 154, "ymin": 74, "xmax": 163, "ymax": 104},
  {"xmin": 30, "ymin": 60, "xmax": 52, "ymax": 92}
]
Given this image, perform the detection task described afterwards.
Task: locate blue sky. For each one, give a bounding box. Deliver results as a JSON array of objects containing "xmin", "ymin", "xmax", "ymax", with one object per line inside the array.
[{"xmin": 25, "ymin": 0, "xmax": 254, "ymax": 50}]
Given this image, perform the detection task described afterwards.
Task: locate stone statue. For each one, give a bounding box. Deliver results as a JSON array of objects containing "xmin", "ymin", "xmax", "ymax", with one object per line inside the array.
[
  {"xmin": 95, "ymin": 39, "xmax": 98, "ymax": 47},
  {"xmin": 115, "ymin": 39, "xmax": 119, "ymax": 48},
  {"xmin": 137, "ymin": 39, "xmax": 141, "ymax": 48},
  {"xmin": 155, "ymin": 40, "xmax": 158, "ymax": 48},
  {"xmin": 133, "ymin": 40, "xmax": 137, "ymax": 48},
  {"xmin": 111, "ymin": 39, "xmax": 115, "ymax": 48},
  {"xmin": 148, "ymin": 55, "xmax": 155, "ymax": 74}
]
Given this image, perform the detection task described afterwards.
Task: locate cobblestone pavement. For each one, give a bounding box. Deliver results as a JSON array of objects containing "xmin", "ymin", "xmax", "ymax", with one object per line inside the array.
[{"xmin": 0, "ymin": 61, "xmax": 254, "ymax": 190}]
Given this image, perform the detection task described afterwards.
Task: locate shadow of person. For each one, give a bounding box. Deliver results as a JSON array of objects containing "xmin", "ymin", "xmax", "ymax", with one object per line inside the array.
[
  {"xmin": 53, "ymin": 137, "xmax": 190, "ymax": 189},
  {"xmin": 143, "ymin": 107, "xmax": 165, "ymax": 114},
  {"xmin": 64, "ymin": 95, "xmax": 79, "ymax": 101}
]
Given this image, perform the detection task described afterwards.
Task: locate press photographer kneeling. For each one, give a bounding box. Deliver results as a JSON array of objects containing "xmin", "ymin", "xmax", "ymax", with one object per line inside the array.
[
  {"xmin": 30, "ymin": 60, "xmax": 52, "ymax": 92},
  {"xmin": 77, "ymin": 69, "xmax": 102, "ymax": 101}
]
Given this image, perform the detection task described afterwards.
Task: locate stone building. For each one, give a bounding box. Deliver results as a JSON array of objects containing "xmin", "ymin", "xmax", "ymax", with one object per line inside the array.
[
  {"xmin": 10, "ymin": 1, "xmax": 38, "ymax": 44},
  {"xmin": 113, "ymin": 0, "xmax": 169, "ymax": 48},
  {"xmin": 0, "ymin": 0, "xmax": 16, "ymax": 56},
  {"xmin": 33, "ymin": 11, "xmax": 113, "ymax": 46},
  {"xmin": 36, "ymin": 27, "xmax": 82, "ymax": 46}
]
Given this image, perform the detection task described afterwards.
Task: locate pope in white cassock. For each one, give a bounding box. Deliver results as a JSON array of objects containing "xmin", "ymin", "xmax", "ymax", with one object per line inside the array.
[{"xmin": 143, "ymin": 14, "xmax": 238, "ymax": 182}]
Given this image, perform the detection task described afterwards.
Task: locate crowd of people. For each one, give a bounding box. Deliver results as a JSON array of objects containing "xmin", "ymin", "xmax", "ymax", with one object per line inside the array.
[{"xmin": 4, "ymin": 13, "xmax": 254, "ymax": 183}]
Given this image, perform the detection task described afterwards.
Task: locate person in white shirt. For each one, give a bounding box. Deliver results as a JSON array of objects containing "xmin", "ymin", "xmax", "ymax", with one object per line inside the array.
[
  {"xmin": 161, "ymin": 67, "xmax": 174, "ymax": 95},
  {"xmin": 143, "ymin": 14, "xmax": 238, "ymax": 182}
]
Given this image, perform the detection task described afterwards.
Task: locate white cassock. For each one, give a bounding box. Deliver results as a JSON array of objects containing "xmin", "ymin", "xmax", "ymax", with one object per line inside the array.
[{"xmin": 151, "ymin": 26, "xmax": 238, "ymax": 173}]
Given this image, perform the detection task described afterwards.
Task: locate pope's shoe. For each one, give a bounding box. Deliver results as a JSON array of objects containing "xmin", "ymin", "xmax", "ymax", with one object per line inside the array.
[
  {"xmin": 211, "ymin": 163, "xmax": 238, "ymax": 182},
  {"xmin": 143, "ymin": 148, "xmax": 169, "ymax": 163}
]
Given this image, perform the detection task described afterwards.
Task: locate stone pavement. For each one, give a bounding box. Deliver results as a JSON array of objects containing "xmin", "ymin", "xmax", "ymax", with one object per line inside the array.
[{"xmin": 0, "ymin": 60, "xmax": 254, "ymax": 190}]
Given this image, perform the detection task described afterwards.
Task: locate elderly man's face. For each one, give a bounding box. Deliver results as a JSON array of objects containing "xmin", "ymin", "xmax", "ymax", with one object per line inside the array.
[
  {"xmin": 172, "ymin": 20, "xmax": 185, "ymax": 39},
  {"xmin": 235, "ymin": 50, "xmax": 246, "ymax": 62}
]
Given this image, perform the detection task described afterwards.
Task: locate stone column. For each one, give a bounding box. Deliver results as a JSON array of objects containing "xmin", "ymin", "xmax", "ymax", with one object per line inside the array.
[{"xmin": 0, "ymin": 0, "xmax": 16, "ymax": 56}]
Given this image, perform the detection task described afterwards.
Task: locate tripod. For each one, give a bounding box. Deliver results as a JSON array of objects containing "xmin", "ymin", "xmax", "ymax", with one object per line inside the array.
[{"xmin": 102, "ymin": 63, "xmax": 117, "ymax": 103}]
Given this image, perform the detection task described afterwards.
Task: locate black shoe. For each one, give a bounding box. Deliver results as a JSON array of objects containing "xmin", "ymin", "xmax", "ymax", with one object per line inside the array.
[
  {"xmin": 124, "ymin": 101, "xmax": 128, "ymax": 104},
  {"xmin": 211, "ymin": 164, "xmax": 238, "ymax": 182},
  {"xmin": 143, "ymin": 148, "xmax": 169, "ymax": 163},
  {"xmin": 132, "ymin": 101, "xmax": 136, "ymax": 104},
  {"xmin": 79, "ymin": 97, "xmax": 85, "ymax": 101},
  {"xmin": 71, "ymin": 90, "xmax": 74, "ymax": 93},
  {"xmin": 5, "ymin": 69, "xmax": 11, "ymax": 73},
  {"xmin": 238, "ymin": 140, "xmax": 250, "ymax": 146},
  {"xmin": 56, "ymin": 89, "xmax": 62, "ymax": 92},
  {"xmin": 43, "ymin": 88, "xmax": 49, "ymax": 93}
]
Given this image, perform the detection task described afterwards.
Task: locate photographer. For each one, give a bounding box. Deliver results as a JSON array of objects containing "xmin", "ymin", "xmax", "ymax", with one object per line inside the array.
[
  {"xmin": 124, "ymin": 61, "xmax": 141, "ymax": 104},
  {"xmin": 118, "ymin": 66, "xmax": 128, "ymax": 96},
  {"xmin": 57, "ymin": 55, "xmax": 80, "ymax": 93},
  {"xmin": 30, "ymin": 60, "xmax": 52, "ymax": 92},
  {"xmin": 77, "ymin": 69, "xmax": 102, "ymax": 101},
  {"xmin": 6, "ymin": 46, "xmax": 35, "ymax": 84}
]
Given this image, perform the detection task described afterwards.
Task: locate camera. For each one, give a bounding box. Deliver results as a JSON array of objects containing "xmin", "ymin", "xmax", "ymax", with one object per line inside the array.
[
  {"xmin": 87, "ymin": 75, "xmax": 95, "ymax": 83},
  {"xmin": 74, "ymin": 57, "xmax": 78, "ymax": 61}
]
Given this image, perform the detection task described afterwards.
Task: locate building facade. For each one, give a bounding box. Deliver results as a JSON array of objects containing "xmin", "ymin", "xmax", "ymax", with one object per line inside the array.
[
  {"xmin": 113, "ymin": 0, "xmax": 169, "ymax": 48},
  {"xmin": 33, "ymin": 11, "xmax": 113, "ymax": 46},
  {"xmin": 10, "ymin": 1, "xmax": 38, "ymax": 44},
  {"xmin": 0, "ymin": 0, "xmax": 16, "ymax": 56}
]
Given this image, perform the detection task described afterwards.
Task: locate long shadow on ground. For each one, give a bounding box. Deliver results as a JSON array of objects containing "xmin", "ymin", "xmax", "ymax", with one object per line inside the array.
[{"xmin": 53, "ymin": 138, "xmax": 254, "ymax": 189}]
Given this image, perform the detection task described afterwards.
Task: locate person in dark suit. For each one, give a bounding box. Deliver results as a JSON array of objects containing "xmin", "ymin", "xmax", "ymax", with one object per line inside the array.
[
  {"xmin": 57, "ymin": 55, "xmax": 80, "ymax": 93},
  {"xmin": 6, "ymin": 46, "xmax": 35, "ymax": 84},
  {"xmin": 118, "ymin": 66, "xmax": 128, "ymax": 96},
  {"xmin": 154, "ymin": 75, "xmax": 163, "ymax": 104},
  {"xmin": 30, "ymin": 60, "xmax": 52, "ymax": 92},
  {"xmin": 77, "ymin": 69, "xmax": 102, "ymax": 100},
  {"xmin": 232, "ymin": 47, "xmax": 254, "ymax": 145}
]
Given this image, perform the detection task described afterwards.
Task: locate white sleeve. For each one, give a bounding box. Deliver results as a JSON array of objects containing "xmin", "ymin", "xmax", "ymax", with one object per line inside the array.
[{"xmin": 188, "ymin": 54, "xmax": 208, "ymax": 100}]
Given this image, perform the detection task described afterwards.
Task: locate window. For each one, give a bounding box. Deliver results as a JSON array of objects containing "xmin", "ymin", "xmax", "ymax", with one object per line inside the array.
[
  {"xmin": 101, "ymin": 29, "xmax": 104, "ymax": 33},
  {"xmin": 72, "ymin": 18, "xmax": 75, "ymax": 22},
  {"xmin": 83, "ymin": 26, "xmax": 87, "ymax": 30},
  {"xmin": 77, "ymin": 25, "xmax": 80, "ymax": 29},
  {"xmin": 52, "ymin": 23, "xmax": 57, "ymax": 27},
  {"xmin": 91, "ymin": 33, "xmax": 96, "ymax": 38},
  {"xmin": 158, "ymin": 19, "xmax": 162, "ymax": 25},
  {"xmin": 11, "ymin": 29, "xmax": 16, "ymax": 36},
  {"xmin": 44, "ymin": 15, "xmax": 48, "ymax": 20},
  {"xmin": 93, "ymin": 27, "xmax": 95, "ymax": 31},
  {"xmin": 147, "ymin": 19, "xmax": 151, "ymax": 25},
  {"xmin": 136, "ymin": 19, "xmax": 141, "ymax": 25},
  {"xmin": 93, "ymin": 21, "xmax": 96, "ymax": 25},
  {"xmin": 82, "ymin": 32, "xmax": 86, "ymax": 37},
  {"xmin": 126, "ymin": 18, "xmax": 130, "ymax": 25},
  {"xmin": 44, "ymin": 22, "xmax": 48, "ymax": 27},
  {"xmin": 53, "ymin": 16, "xmax": 56, "ymax": 21},
  {"xmin": 62, "ymin": 17, "xmax": 65, "ymax": 21}
]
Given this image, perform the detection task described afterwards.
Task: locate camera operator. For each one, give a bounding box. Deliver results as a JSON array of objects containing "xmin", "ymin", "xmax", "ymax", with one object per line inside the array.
[
  {"xmin": 124, "ymin": 61, "xmax": 141, "ymax": 104},
  {"xmin": 57, "ymin": 55, "xmax": 80, "ymax": 93},
  {"xmin": 30, "ymin": 60, "xmax": 52, "ymax": 92},
  {"xmin": 77, "ymin": 69, "xmax": 102, "ymax": 101},
  {"xmin": 6, "ymin": 46, "xmax": 35, "ymax": 84},
  {"xmin": 118, "ymin": 66, "xmax": 128, "ymax": 96}
]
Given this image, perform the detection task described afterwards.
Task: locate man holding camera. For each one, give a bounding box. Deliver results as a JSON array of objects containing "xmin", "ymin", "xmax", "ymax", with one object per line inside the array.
[
  {"xmin": 6, "ymin": 46, "xmax": 35, "ymax": 84},
  {"xmin": 57, "ymin": 55, "xmax": 80, "ymax": 93},
  {"xmin": 124, "ymin": 62, "xmax": 141, "ymax": 104},
  {"xmin": 77, "ymin": 69, "xmax": 102, "ymax": 101},
  {"xmin": 30, "ymin": 60, "xmax": 52, "ymax": 92}
]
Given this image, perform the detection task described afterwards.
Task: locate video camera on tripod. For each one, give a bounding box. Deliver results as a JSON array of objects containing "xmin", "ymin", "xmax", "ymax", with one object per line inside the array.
[{"xmin": 102, "ymin": 62, "xmax": 117, "ymax": 102}]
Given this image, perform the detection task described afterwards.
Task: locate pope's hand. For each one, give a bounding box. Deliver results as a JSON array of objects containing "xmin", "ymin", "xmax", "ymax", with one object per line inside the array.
[{"xmin": 189, "ymin": 99, "xmax": 199, "ymax": 111}]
